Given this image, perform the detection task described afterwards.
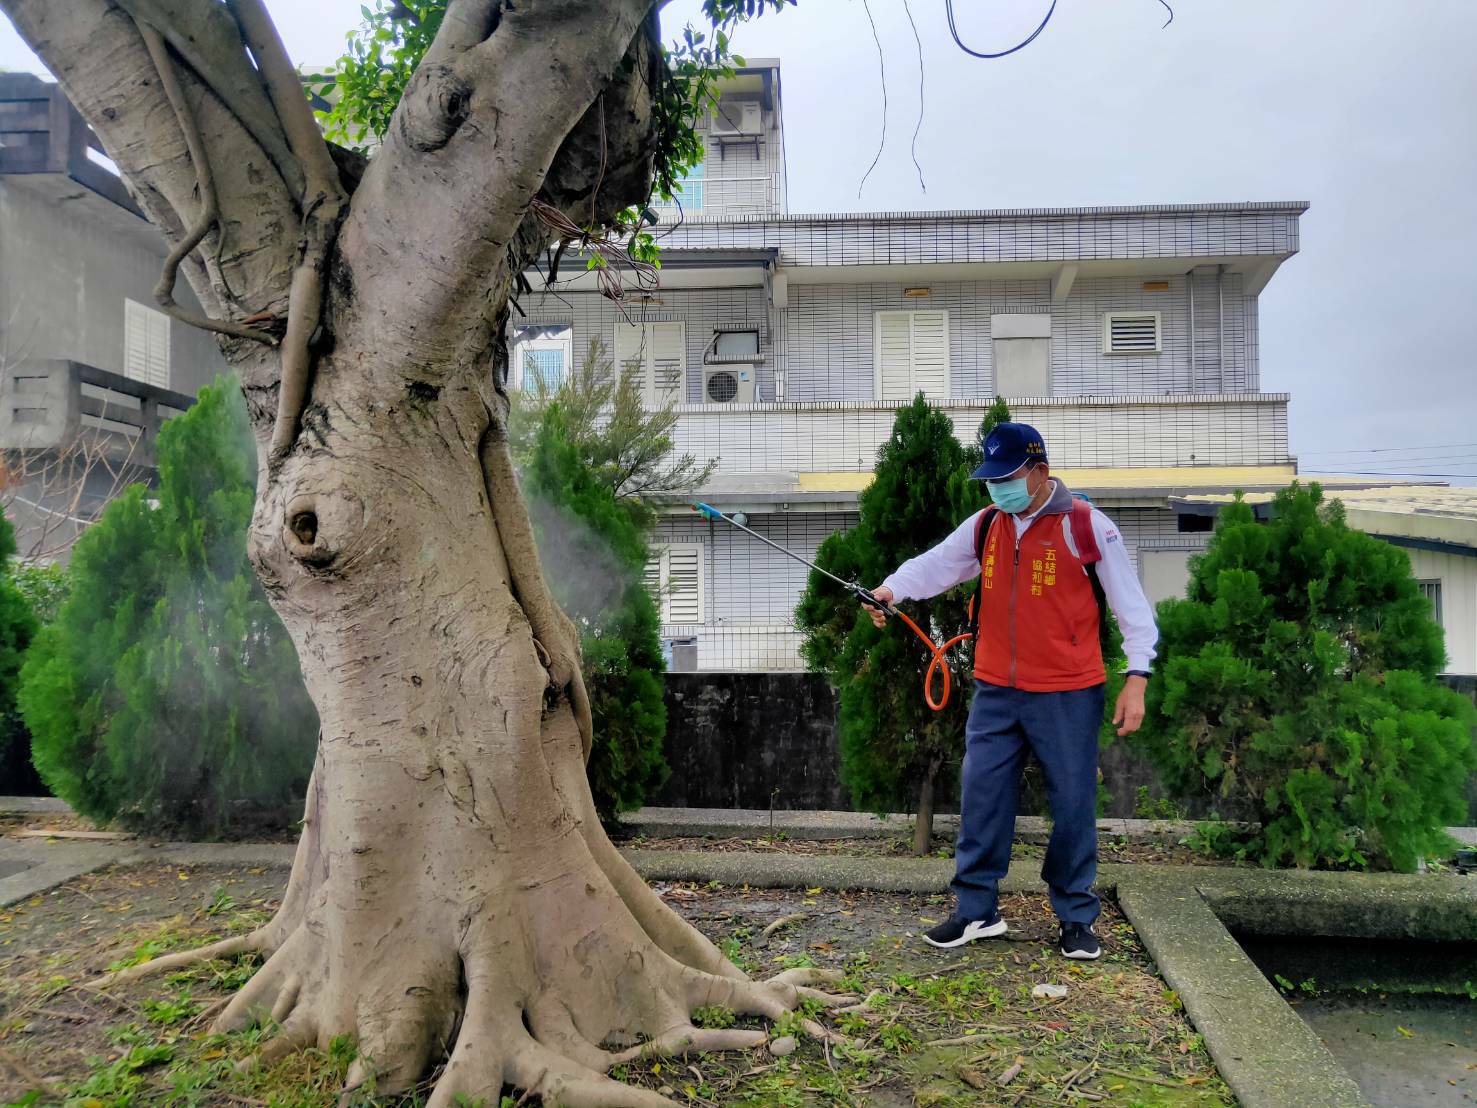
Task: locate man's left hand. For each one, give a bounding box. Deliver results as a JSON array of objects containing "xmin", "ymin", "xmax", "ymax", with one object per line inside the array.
[{"xmin": 1113, "ymin": 675, "xmax": 1147, "ymax": 736}]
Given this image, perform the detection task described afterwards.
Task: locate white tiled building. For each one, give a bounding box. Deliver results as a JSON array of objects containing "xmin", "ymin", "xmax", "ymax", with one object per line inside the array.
[{"xmin": 515, "ymin": 60, "xmax": 1355, "ymax": 671}]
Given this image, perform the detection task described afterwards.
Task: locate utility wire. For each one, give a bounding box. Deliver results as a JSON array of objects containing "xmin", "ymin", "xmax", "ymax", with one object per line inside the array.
[
  {"xmin": 901, "ymin": 0, "xmax": 927, "ymax": 192},
  {"xmin": 945, "ymin": 0, "xmax": 1058, "ymax": 59},
  {"xmin": 857, "ymin": 0, "xmax": 888, "ymax": 198},
  {"xmin": 1307, "ymin": 468, "xmax": 1477, "ymax": 479},
  {"xmin": 1300, "ymin": 441, "xmax": 1477, "ymax": 457}
]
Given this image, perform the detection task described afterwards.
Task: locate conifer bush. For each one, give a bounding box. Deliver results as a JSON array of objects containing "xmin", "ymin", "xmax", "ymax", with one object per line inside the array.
[
  {"xmin": 0, "ymin": 515, "xmax": 39, "ymax": 793},
  {"xmin": 20, "ymin": 381, "xmax": 318, "ymax": 836},
  {"xmin": 523, "ymin": 403, "xmax": 667, "ymax": 820},
  {"xmin": 796, "ymin": 395, "xmax": 1010, "ymax": 852},
  {"xmin": 1133, "ymin": 483, "xmax": 1476, "ymax": 869}
]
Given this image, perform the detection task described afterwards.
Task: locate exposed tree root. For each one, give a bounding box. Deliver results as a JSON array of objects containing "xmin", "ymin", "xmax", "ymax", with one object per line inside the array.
[{"xmin": 86, "ymin": 932, "xmax": 263, "ymax": 991}]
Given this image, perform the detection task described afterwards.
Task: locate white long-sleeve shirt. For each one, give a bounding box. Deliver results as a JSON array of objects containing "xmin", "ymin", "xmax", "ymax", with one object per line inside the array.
[{"xmin": 881, "ymin": 484, "xmax": 1158, "ymax": 673}]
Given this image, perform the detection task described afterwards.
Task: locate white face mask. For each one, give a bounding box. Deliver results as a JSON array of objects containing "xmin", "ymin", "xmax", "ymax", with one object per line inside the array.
[{"xmin": 987, "ymin": 474, "xmax": 1034, "ymax": 514}]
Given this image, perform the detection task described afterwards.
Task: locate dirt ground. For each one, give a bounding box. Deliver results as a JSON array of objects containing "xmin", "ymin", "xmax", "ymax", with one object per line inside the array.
[{"xmin": 0, "ymin": 862, "xmax": 1232, "ymax": 1107}]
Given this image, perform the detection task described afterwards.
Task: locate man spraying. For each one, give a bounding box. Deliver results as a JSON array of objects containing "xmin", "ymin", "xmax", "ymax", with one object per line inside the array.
[{"xmin": 864, "ymin": 422, "xmax": 1157, "ymax": 960}]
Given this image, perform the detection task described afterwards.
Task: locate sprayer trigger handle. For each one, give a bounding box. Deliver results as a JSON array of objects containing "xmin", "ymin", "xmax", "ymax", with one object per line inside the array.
[{"xmin": 854, "ymin": 585, "xmax": 895, "ymax": 618}]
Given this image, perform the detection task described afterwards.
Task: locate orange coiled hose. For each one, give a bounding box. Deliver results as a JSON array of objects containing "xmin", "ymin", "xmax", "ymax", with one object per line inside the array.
[{"xmin": 891, "ymin": 608, "xmax": 974, "ymax": 712}]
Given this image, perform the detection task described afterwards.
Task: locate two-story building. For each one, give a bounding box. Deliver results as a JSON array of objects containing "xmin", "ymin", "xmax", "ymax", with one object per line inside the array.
[
  {"xmin": 0, "ymin": 74, "xmax": 226, "ymax": 559},
  {"xmin": 514, "ymin": 60, "xmax": 1350, "ymax": 670}
]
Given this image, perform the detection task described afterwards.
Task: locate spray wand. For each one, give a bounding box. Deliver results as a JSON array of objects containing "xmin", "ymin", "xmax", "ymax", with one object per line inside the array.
[{"xmin": 692, "ymin": 502, "xmax": 972, "ymax": 711}]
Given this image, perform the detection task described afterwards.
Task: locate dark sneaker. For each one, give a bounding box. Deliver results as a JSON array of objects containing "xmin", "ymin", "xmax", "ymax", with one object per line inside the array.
[
  {"xmin": 1059, "ymin": 922, "xmax": 1101, "ymax": 960},
  {"xmin": 923, "ymin": 913, "xmax": 1008, "ymax": 949}
]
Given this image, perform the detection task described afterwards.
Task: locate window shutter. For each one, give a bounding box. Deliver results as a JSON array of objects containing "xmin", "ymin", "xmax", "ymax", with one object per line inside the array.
[
  {"xmin": 664, "ymin": 545, "xmax": 703, "ymax": 623},
  {"xmin": 643, "ymin": 555, "xmax": 662, "ymax": 606},
  {"xmin": 649, "ymin": 321, "xmax": 686, "ymax": 407},
  {"xmin": 875, "ymin": 312, "xmax": 913, "ymax": 402},
  {"xmin": 613, "ymin": 320, "xmax": 646, "ymax": 384},
  {"xmin": 124, "ymin": 299, "xmax": 170, "ymax": 389},
  {"xmin": 910, "ymin": 311, "xmax": 948, "ymax": 399},
  {"xmin": 875, "ymin": 311, "xmax": 948, "ymax": 401},
  {"xmin": 1103, "ymin": 312, "xmax": 1162, "ymax": 354}
]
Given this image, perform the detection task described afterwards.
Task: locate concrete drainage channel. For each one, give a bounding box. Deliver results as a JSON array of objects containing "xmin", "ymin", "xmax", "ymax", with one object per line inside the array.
[{"xmin": 5, "ymin": 800, "xmax": 1476, "ymax": 1108}]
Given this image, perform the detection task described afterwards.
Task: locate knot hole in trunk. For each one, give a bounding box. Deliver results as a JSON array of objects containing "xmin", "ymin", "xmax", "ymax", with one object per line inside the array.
[{"xmin": 283, "ymin": 494, "xmax": 343, "ymax": 567}]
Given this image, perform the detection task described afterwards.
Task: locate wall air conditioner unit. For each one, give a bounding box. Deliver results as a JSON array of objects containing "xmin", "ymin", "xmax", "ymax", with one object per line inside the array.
[
  {"xmin": 711, "ymin": 101, "xmax": 761, "ymax": 137},
  {"xmin": 703, "ymin": 364, "xmax": 756, "ymax": 404}
]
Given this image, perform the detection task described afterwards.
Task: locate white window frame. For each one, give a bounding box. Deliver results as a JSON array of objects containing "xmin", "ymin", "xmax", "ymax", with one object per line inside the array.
[
  {"xmin": 873, "ymin": 309, "xmax": 950, "ymax": 402},
  {"xmin": 645, "ymin": 543, "xmax": 705, "ymax": 625},
  {"xmin": 123, "ymin": 298, "xmax": 170, "ymax": 389},
  {"xmin": 1102, "ymin": 311, "xmax": 1163, "ymax": 355},
  {"xmin": 512, "ymin": 325, "xmax": 573, "ymax": 392}
]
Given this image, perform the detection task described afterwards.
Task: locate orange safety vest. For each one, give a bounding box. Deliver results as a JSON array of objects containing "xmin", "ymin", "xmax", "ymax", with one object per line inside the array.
[{"xmin": 971, "ymin": 500, "xmax": 1106, "ymax": 692}]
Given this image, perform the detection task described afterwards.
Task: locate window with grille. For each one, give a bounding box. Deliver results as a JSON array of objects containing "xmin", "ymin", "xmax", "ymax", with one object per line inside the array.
[
  {"xmin": 653, "ymin": 154, "xmax": 704, "ymax": 214},
  {"xmin": 123, "ymin": 298, "xmax": 170, "ymax": 388},
  {"xmin": 644, "ymin": 544, "xmax": 704, "ymax": 624},
  {"xmin": 1102, "ymin": 311, "xmax": 1162, "ymax": 355},
  {"xmin": 1418, "ymin": 579, "xmax": 1443, "ymax": 626},
  {"xmin": 874, "ymin": 310, "xmax": 949, "ymax": 402},
  {"xmin": 511, "ymin": 324, "xmax": 571, "ymax": 392},
  {"xmin": 614, "ymin": 320, "xmax": 686, "ymax": 408}
]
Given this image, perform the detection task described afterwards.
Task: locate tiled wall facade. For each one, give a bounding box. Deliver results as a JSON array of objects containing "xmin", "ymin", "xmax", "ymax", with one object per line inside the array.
[
  {"xmin": 656, "ymin": 90, "xmax": 786, "ymax": 221},
  {"xmin": 660, "ymin": 204, "xmax": 1302, "ymax": 268},
  {"xmin": 652, "ymin": 502, "xmax": 1207, "ymax": 670},
  {"xmin": 666, "ymin": 396, "xmax": 1291, "ymax": 473},
  {"xmin": 519, "ymin": 285, "xmax": 775, "ymax": 402},
  {"xmin": 782, "ymin": 271, "xmax": 1253, "ymax": 400},
  {"xmin": 522, "ymin": 271, "xmax": 1258, "ymax": 405}
]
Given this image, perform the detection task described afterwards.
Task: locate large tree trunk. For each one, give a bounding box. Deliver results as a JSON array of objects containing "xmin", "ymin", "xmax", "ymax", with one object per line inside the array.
[{"xmin": 3, "ymin": 1, "xmax": 835, "ymax": 1102}]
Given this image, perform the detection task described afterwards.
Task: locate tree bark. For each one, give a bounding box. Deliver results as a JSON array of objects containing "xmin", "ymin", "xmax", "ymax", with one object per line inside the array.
[
  {"xmin": 913, "ymin": 756, "xmax": 942, "ymax": 857},
  {"xmin": 3, "ymin": 1, "xmax": 838, "ymax": 1102}
]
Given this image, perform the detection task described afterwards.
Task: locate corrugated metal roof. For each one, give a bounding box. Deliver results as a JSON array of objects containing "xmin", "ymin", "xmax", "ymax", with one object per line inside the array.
[
  {"xmin": 1175, "ymin": 483, "xmax": 1477, "ymax": 550},
  {"xmin": 658, "ymin": 200, "xmax": 1311, "ymax": 228}
]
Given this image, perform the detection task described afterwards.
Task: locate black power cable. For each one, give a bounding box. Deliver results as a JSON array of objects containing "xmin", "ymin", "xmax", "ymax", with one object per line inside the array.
[{"xmin": 945, "ymin": 0, "xmax": 1058, "ymax": 60}]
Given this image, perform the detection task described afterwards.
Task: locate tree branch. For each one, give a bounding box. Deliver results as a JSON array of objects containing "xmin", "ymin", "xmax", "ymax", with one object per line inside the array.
[
  {"xmin": 138, "ymin": 23, "xmax": 278, "ymax": 346},
  {"xmin": 2, "ymin": 0, "xmax": 303, "ymax": 389},
  {"xmin": 337, "ymin": 0, "xmax": 659, "ymax": 371},
  {"xmin": 224, "ymin": 0, "xmax": 348, "ymax": 461}
]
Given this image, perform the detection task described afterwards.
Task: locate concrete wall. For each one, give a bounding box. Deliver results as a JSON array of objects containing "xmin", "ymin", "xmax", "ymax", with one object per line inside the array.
[
  {"xmin": 658, "ymin": 672, "xmax": 1477, "ymax": 821},
  {"xmin": 0, "ymin": 178, "xmax": 226, "ymax": 396}
]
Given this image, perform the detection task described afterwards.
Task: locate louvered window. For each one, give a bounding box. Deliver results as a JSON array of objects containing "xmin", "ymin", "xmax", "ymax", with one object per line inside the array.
[
  {"xmin": 614, "ymin": 320, "xmax": 686, "ymax": 407},
  {"xmin": 874, "ymin": 310, "xmax": 949, "ymax": 401},
  {"xmin": 1102, "ymin": 312, "xmax": 1162, "ymax": 355},
  {"xmin": 644, "ymin": 543, "xmax": 704, "ymax": 624},
  {"xmin": 1418, "ymin": 580, "xmax": 1443, "ymax": 626},
  {"xmin": 123, "ymin": 299, "xmax": 170, "ymax": 388}
]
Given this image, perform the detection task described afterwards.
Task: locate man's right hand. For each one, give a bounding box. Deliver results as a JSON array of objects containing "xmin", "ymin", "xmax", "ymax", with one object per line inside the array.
[{"xmin": 862, "ymin": 585, "xmax": 894, "ymax": 628}]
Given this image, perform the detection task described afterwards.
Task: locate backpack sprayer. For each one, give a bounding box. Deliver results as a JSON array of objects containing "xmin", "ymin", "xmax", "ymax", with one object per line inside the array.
[{"xmin": 691, "ymin": 502, "xmax": 972, "ymax": 711}]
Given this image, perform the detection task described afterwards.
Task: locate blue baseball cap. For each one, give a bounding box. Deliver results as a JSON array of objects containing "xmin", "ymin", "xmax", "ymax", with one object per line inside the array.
[{"xmin": 970, "ymin": 421, "xmax": 1048, "ymax": 480}]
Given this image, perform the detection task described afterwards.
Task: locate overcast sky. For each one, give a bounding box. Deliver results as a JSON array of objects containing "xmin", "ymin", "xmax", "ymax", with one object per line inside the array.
[{"xmin": 4, "ymin": 1, "xmax": 1474, "ymax": 480}]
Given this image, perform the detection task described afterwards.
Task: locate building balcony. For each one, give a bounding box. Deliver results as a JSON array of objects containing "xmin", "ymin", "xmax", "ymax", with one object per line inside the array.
[
  {"xmin": 663, "ymin": 392, "xmax": 1292, "ymax": 506},
  {"xmin": 652, "ymin": 173, "xmax": 782, "ymax": 221},
  {"xmin": 1, "ymin": 359, "xmax": 193, "ymax": 469}
]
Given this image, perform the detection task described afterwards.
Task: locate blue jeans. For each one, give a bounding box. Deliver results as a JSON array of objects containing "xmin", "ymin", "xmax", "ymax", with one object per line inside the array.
[{"xmin": 952, "ymin": 680, "xmax": 1106, "ymax": 925}]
